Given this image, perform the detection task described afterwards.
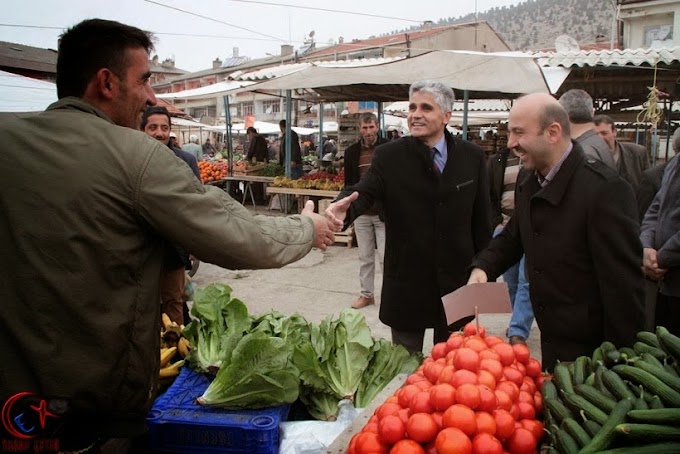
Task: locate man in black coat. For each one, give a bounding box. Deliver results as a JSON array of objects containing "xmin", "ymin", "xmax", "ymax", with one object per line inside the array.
[
  {"xmin": 326, "ymin": 80, "xmax": 491, "ymax": 353},
  {"xmin": 468, "ymin": 93, "xmax": 645, "ymax": 371},
  {"xmin": 246, "ymin": 126, "xmax": 269, "ymax": 163}
]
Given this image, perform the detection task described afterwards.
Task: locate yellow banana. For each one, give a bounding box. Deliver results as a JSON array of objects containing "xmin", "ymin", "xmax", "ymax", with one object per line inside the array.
[
  {"xmin": 161, "ymin": 313, "xmax": 172, "ymax": 331},
  {"xmin": 159, "ymin": 360, "xmax": 184, "ymax": 379},
  {"xmin": 160, "ymin": 346, "xmax": 177, "ymax": 368},
  {"xmin": 177, "ymin": 337, "xmax": 191, "ymax": 358}
]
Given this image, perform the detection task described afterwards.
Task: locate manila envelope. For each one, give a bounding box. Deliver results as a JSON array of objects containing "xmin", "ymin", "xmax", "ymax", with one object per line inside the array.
[{"xmin": 441, "ymin": 282, "xmax": 512, "ymax": 325}]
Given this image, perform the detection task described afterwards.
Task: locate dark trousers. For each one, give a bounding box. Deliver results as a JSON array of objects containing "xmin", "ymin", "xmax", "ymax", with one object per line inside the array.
[
  {"xmin": 656, "ymin": 293, "xmax": 680, "ymax": 337},
  {"xmin": 390, "ymin": 315, "xmax": 473, "ymax": 354}
]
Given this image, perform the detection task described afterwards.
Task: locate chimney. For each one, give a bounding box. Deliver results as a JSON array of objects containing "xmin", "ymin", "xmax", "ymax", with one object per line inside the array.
[
  {"xmin": 212, "ymin": 57, "xmax": 222, "ymax": 69},
  {"xmin": 233, "ymin": 47, "xmax": 239, "ymax": 57},
  {"xmin": 422, "ymin": 20, "xmax": 433, "ymax": 29},
  {"xmin": 280, "ymin": 44, "xmax": 294, "ymax": 56},
  {"xmin": 152, "ymin": 54, "xmax": 159, "ymax": 65}
]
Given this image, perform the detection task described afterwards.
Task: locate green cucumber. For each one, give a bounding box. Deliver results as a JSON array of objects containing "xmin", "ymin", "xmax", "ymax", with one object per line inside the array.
[
  {"xmin": 561, "ymin": 392, "xmax": 608, "ymax": 425},
  {"xmin": 561, "ymin": 417, "xmax": 592, "ymax": 448},
  {"xmin": 638, "ymin": 330, "xmax": 662, "ymax": 348},
  {"xmin": 594, "ymin": 443, "xmax": 680, "ymax": 454},
  {"xmin": 641, "ymin": 352, "xmax": 666, "ymax": 369},
  {"xmin": 650, "ymin": 395, "xmax": 665, "ymax": 409},
  {"xmin": 664, "ymin": 363, "xmax": 680, "ymax": 378},
  {"xmin": 574, "ymin": 383, "xmax": 616, "ymax": 413},
  {"xmin": 542, "ymin": 379, "xmax": 559, "ymax": 401},
  {"xmin": 555, "ymin": 428, "xmax": 579, "ymax": 454},
  {"xmin": 584, "ymin": 372, "xmax": 595, "ymax": 386},
  {"xmin": 582, "ymin": 419, "xmax": 602, "ymax": 438},
  {"xmin": 615, "ymin": 423, "xmax": 680, "ymax": 442},
  {"xmin": 633, "ymin": 396, "xmax": 649, "ymax": 410},
  {"xmin": 594, "ymin": 365, "xmax": 616, "ymax": 398},
  {"xmin": 602, "ymin": 369, "xmax": 636, "ymax": 400},
  {"xmin": 592, "ymin": 346, "xmax": 604, "ymax": 365},
  {"xmin": 627, "ymin": 382, "xmax": 655, "ymax": 403},
  {"xmin": 634, "ymin": 341, "xmax": 668, "ymax": 360},
  {"xmin": 573, "ymin": 356, "xmax": 590, "ymax": 385},
  {"xmin": 619, "ymin": 347, "xmax": 637, "ymax": 361},
  {"xmin": 554, "ymin": 362, "xmax": 575, "ymax": 394},
  {"xmin": 577, "ymin": 398, "xmax": 633, "ymax": 454},
  {"xmin": 632, "ymin": 359, "xmax": 680, "ymax": 393},
  {"xmin": 627, "ymin": 408, "xmax": 680, "ymax": 425},
  {"xmin": 613, "ymin": 364, "xmax": 680, "ymax": 407},
  {"xmin": 605, "ymin": 349, "xmax": 622, "ymax": 366},
  {"xmin": 600, "ymin": 341, "xmax": 617, "ymax": 356},
  {"xmin": 545, "ymin": 397, "xmax": 573, "ymax": 424},
  {"xmin": 657, "ymin": 326, "xmax": 680, "ymax": 362}
]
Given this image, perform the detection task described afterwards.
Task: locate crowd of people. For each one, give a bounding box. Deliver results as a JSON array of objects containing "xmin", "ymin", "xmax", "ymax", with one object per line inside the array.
[{"xmin": 2, "ymin": 16, "xmax": 679, "ymax": 454}]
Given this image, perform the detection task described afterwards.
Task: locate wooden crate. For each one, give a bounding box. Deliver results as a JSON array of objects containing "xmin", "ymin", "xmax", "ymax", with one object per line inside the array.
[{"xmin": 335, "ymin": 225, "xmax": 354, "ymax": 248}]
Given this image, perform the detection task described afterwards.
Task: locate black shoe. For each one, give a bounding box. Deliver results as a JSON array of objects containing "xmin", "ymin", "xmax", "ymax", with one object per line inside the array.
[{"xmin": 508, "ymin": 335, "xmax": 527, "ymax": 345}]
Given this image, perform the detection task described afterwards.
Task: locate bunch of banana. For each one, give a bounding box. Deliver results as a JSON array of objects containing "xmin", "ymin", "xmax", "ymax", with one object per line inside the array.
[{"xmin": 159, "ymin": 313, "xmax": 192, "ymax": 384}]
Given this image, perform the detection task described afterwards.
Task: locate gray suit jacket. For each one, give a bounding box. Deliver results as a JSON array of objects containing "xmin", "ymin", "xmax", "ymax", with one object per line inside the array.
[
  {"xmin": 577, "ymin": 129, "xmax": 616, "ymax": 169},
  {"xmin": 619, "ymin": 141, "xmax": 650, "ymax": 190}
]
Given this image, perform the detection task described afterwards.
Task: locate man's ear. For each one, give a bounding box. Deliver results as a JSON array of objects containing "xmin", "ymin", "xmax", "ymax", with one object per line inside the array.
[
  {"xmin": 546, "ymin": 122, "xmax": 562, "ymax": 143},
  {"xmin": 95, "ymin": 68, "xmax": 117, "ymax": 100}
]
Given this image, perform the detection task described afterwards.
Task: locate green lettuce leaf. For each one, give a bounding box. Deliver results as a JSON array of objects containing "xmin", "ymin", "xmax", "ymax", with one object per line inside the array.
[{"xmin": 197, "ymin": 332, "xmax": 300, "ymax": 408}]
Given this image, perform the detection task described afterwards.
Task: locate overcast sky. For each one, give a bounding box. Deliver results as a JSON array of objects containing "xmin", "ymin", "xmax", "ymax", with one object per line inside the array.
[{"xmin": 2, "ymin": 0, "xmax": 523, "ymax": 72}]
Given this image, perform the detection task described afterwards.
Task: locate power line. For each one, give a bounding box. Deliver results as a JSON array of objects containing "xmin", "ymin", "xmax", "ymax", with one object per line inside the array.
[
  {"xmin": 143, "ymin": 0, "xmax": 288, "ymax": 43},
  {"xmin": 0, "ymin": 23, "xmax": 307, "ymax": 44},
  {"xmin": 222, "ymin": 0, "xmax": 425, "ymax": 23}
]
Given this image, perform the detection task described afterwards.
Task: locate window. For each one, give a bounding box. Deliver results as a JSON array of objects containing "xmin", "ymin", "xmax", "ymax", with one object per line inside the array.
[
  {"xmin": 358, "ymin": 101, "xmax": 377, "ymax": 110},
  {"xmin": 242, "ymin": 102, "xmax": 254, "ymax": 116},
  {"xmin": 262, "ymin": 100, "xmax": 281, "ymax": 114},
  {"xmin": 644, "ymin": 24, "xmax": 673, "ymax": 48}
]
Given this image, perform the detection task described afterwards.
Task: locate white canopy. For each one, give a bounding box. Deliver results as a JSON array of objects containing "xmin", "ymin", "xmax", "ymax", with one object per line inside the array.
[
  {"xmin": 229, "ymin": 50, "xmax": 569, "ymax": 97},
  {"xmin": 156, "ymin": 81, "xmax": 255, "ymax": 100},
  {"xmin": 0, "ymin": 70, "xmax": 57, "ymax": 112}
]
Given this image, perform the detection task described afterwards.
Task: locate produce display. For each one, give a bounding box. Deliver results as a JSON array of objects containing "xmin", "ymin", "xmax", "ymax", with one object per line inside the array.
[
  {"xmin": 159, "ymin": 313, "xmax": 190, "ymax": 385},
  {"xmin": 180, "ymin": 284, "xmax": 420, "ymax": 417},
  {"xmin": 259, "ymin": 162, "xmax": 285, "ymax": 177},
  {"xmin": 542, "ymin": 326, "xmax": 680, "ymax": 453},
  {"xmin": 272, "ymin": 169, "xmax": 345, "ymax": 191},
  {"xmin": 198, "ymin": 160, "xmax": 228, "ymax": 183},
  {"xmin": 348, "ymin": 321, "xmax": 547, "ymax": 454}
]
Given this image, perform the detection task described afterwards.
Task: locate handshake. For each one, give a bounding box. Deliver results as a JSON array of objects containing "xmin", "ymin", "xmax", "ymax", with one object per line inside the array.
[{"xmin": 301, "ymin": 192, "xmax": 358, "ymax": 250}]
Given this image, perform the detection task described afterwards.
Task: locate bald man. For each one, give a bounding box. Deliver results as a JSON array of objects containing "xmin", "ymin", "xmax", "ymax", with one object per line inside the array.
[{"xmin": 468, "ymin": 93, "xmax": 645, "ymax": 370}]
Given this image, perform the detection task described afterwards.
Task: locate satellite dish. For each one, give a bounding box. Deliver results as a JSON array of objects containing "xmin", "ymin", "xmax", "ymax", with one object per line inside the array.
[
  {"xmin": 309, "ymin": 30, "xmax": 315, "ymax": 38},
  {"xmin": 555, "ymin": 35, "xmax": 580, "ymax": 53}
]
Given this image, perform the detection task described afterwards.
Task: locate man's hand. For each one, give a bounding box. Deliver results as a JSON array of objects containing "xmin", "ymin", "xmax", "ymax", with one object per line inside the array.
[
  {"xmin": 325, "ymin": 192, "xmax": 359, "ymax": 230},
  {"xmin": 467, "ymin": 268, "xmax": 489, "ymax": 285},
  {"xmin": 301, "ymin": 200, "xmax": 335, "ymax": 250},
  {"xmin": 643, "ymin": 247, "xmax": 667, "ymax": 281}
]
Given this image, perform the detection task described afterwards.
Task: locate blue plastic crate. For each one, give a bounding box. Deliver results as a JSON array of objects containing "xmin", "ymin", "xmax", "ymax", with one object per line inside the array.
[{"xmin": 147, "ymin": 367, "xmax": 289, "ymax": 454}]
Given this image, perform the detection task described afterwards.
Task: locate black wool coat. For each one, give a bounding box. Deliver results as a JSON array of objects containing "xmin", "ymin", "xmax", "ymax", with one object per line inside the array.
[
  {"xmin": 471, "ymin": 143, "xmax": 646, "ymax": 370},
  {"xmin": 338, "ymin": 130, "xmax": 491, "ymax": 330}
]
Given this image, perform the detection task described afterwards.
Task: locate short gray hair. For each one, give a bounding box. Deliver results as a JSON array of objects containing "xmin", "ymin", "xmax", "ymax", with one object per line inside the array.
[
  {"xmin": 360, "ymin": 112, "xmax": 378, "ymax": 125},
  {"xmin": 673, "ymin": 128, "xmax": 680, "ymax": 153},
  {"xmin": 559, "ymin": 89, "xmax": 594, "ymax": 124},
  {"xmin": 409, "ymin": 80, "xmax": 455, "ymax": 112}
]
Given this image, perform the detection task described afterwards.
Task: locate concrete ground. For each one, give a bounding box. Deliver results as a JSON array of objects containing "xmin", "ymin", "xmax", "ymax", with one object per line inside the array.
[{"xmin": 191, "ymin": 205, "xmax": 542, "ymax": 363}]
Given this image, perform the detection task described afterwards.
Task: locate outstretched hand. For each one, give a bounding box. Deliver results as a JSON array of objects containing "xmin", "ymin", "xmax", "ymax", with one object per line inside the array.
[
  {"xmin": 324, "ymin": 191, "xmax": 359, "ymax": 230},
  {"xmin": 301, "ymin": 200, "xmax": 335, "ymax": 250}
]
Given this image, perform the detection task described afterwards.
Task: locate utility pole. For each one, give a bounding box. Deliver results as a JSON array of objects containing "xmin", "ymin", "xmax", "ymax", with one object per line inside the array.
[{"xmin": 610, "ymin": 0, "xmax": 619, "ymax": 50}]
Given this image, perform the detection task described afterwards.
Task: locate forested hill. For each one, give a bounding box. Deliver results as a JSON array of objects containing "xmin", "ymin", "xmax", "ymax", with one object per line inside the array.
[{"xmin": 390, "ymin": 0, "xmax": 614, "ymax": 50}]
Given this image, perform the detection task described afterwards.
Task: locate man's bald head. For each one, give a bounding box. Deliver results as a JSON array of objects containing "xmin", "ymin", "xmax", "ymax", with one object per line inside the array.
[{"xmin": 513, "ymin": 93, "xmax": 571, "ymax": 138}]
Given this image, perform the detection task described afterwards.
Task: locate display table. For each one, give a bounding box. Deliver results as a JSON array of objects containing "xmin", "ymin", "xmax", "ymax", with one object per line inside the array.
[
  {"xmin": 265, "ymin": 187, "xmax": 354, "ymax": 247},
  {"xmin": 214, "ymin": 175, "xmax": 275, "ymax": 207}
]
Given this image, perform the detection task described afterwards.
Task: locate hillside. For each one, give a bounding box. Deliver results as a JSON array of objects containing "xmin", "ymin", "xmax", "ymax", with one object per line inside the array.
[{"xmin": 391, "ymin": 0, "xmax": 615, "ymax": 51}]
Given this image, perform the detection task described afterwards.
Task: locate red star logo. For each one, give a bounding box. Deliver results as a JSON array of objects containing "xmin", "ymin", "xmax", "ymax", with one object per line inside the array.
[{"xmin": 30, "ymin": 400, "xmax": 57, "ymax": 429}]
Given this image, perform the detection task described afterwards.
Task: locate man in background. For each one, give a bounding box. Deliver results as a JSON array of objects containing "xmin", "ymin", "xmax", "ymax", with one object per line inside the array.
[
  {"xmin": 559, "ymin": 89, "xmax": 615, "ymax": 168},
  {"xmin": 182, "ymin": 133, "xmax": 203, "ymax": 161},
  {"xmin": 326, "ymin": 80, "xmax": 491, "ymax": 354},
  {"xmin": 279, "ymin": 119, "xmax": 303, "ymax": 179},
  {"xmin": 246, "ymin": 126, "xmax": 269, "ymax": 163},
  {"xmin": 343, "ymin": 112, "xmax": 388, "ymax": 309},
  {"xmin": 640, "ymin": 129, "xmax": 680, "ymax": 335},
  {"xmin": 202, "ymin": 137, "xmax": 216, "ymax": 156},
  {"xmin": 142, "ymin": 105, "xmax": 200, "ymax": 325},
  {"xmin": 593, "ymin": 114, "xmax": 649, "ymax": 190},
  {"xmin": 469, "ymin": 93, "xmax": 645, "ymax": 370}
]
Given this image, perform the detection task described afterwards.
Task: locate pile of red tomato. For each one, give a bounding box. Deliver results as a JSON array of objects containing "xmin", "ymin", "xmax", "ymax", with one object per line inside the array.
[{"xmin": 348, "ymin": 322, "xmax": 548, "ymax": 454}]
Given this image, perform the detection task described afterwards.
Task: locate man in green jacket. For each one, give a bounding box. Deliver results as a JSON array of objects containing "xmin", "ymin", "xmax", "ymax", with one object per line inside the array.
[{"xmin": 0, "ymin": 18, "xmax": 349, "ymax": 452}]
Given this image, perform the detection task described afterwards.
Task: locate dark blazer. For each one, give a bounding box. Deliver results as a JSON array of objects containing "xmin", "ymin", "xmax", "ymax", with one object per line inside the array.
[
  {"xmin": 246, "ymin": 133, "xmax": 269, "ymax": 162},
  {"xmin": 619, "ymin": 141, "xmax": 650, "ymax": 191},
  {"xmin": 338, "ymin": 129, "xmax": 491, "ymax": 330},
  {"xmin": 636, "ymin": 162, "xmax": 668, "ymax": 222},
  {"xmin": 279, "ymin": 129, "xmax": 302, "ymax": 166},
  {"xmin": 471, "ymin": 143, "xmax": 645, "ymax": 371}
]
